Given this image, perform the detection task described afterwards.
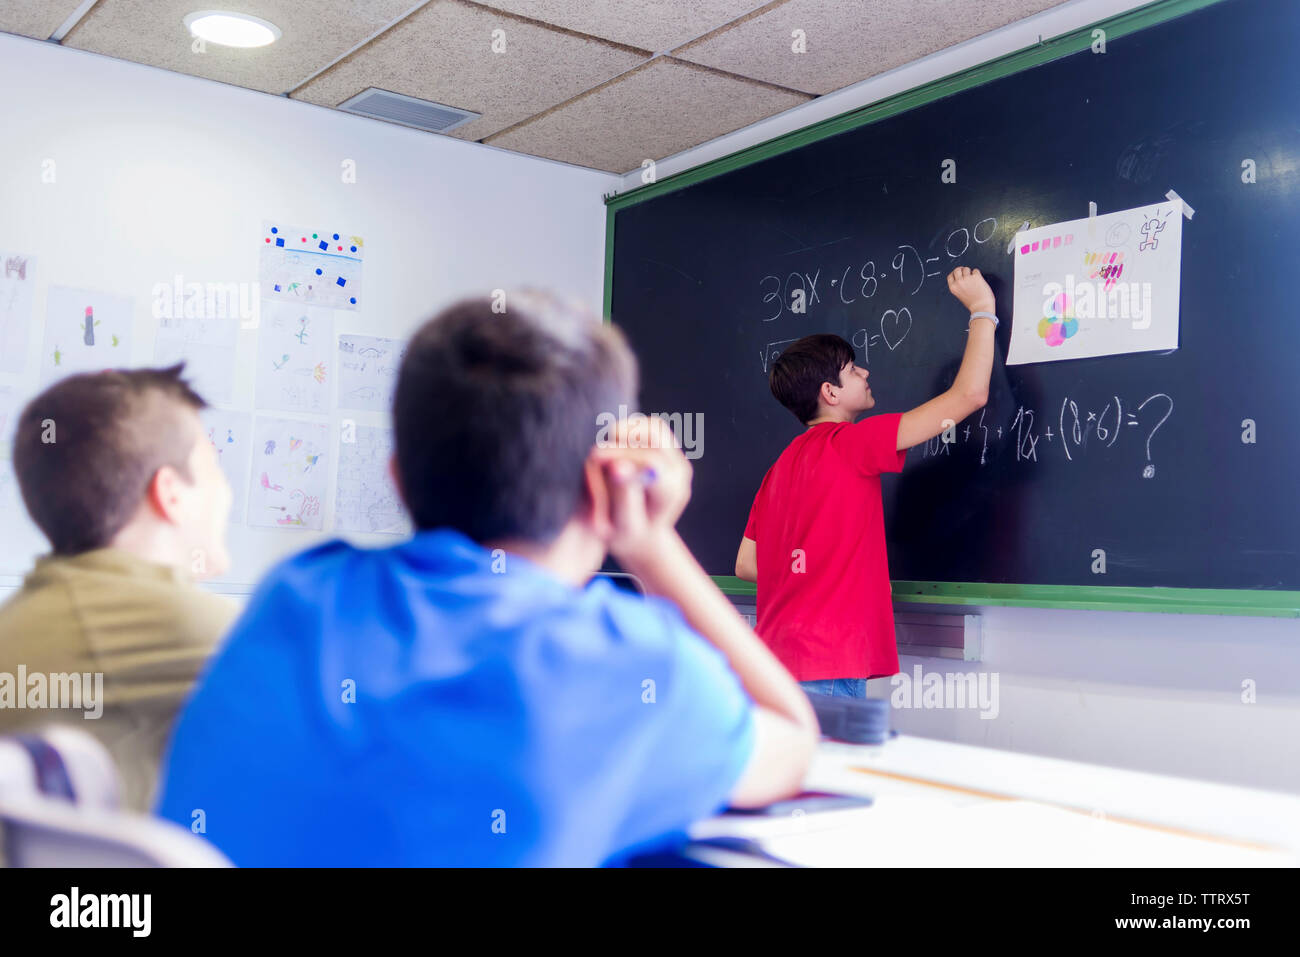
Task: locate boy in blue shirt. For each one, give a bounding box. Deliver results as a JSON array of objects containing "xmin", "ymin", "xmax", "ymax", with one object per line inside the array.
[{"xmin": 156, "ymin": 292, "xmax": 818, "ymax": 866}]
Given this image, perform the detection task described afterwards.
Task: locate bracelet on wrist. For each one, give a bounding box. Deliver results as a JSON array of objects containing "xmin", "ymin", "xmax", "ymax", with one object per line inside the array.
[{"xmin": 968, "ymin": 311, "xmax": 999, "ymax": 330}]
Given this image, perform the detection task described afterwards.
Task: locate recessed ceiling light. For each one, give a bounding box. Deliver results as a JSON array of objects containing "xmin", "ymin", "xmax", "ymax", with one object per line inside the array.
[{"xmin": 183, "ymin": 10, "xmax": 282, "ymax": 48}]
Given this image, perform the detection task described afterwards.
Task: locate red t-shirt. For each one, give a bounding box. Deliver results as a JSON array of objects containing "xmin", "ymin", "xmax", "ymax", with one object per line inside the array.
[{"xmin": 744, "ymin": 413, "xmax": 906, "ymax": 681}]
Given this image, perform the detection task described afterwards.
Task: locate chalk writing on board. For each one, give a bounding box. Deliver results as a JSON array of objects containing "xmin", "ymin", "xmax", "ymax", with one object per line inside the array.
[
  {"xmin": 760, "ymin": 338, "xmax": 800, "ymax": 373},
  {"xmin": 758, "ymin": 216, "xmax": 998, "ymax": 323},
  {"xmin": 921, "ymin": 392, "xmax": 1175, "ymax": 478}
]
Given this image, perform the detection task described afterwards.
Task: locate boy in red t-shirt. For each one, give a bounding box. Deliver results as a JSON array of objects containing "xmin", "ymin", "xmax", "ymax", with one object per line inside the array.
[{"xmin": 736, "ymin": 267, "xmax": 998, "ymax": 698}]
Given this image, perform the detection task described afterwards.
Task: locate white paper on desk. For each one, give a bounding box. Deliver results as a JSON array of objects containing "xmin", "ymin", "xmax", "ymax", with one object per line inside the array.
[
  {"xmin": 755, "ymin": 796, "xmax": 1290, "ymax": 868},
  {"xmin": 1008, "ymin": 201, "xmax": 1182, "ymax": 366}
]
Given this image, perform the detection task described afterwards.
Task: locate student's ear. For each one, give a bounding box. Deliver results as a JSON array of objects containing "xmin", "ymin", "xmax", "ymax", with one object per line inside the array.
[
  {"xmin": 581, "ymin": 453, "xmax": 613, "ymax": 543},
  {"xmin": 388, "ymin": 455, "xmax": 407, "ymax": 509},
  {"xmin": 820, "ymin": 379, "xmax": 839, "ymax": 407},
  {"xmin": 146, "ymin": 465, "xmax": 186, "ymax": 524}
]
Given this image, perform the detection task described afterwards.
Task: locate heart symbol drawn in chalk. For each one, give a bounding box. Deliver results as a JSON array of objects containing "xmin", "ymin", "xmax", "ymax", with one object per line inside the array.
[{"xmin": 881, "ymin": 308, "xmax": 912, "ymax": 351}]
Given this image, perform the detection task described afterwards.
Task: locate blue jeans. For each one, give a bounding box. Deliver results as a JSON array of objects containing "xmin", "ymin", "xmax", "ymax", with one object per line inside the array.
[{"xmin": 799, "ymin": 678, "xmax": 867, "ymax": 699}]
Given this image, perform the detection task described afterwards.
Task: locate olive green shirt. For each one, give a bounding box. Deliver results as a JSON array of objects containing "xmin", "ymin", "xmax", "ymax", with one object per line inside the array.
[{"xmin": 0, "ymin": 549, "xmax": 237, "ymax": 812}]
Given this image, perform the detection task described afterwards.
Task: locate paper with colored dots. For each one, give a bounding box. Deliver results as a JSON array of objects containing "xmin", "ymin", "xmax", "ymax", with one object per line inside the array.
[
  {"xmin": 260, "ymin": 222, "xmax": 363, "ymax": 311},
  {"xmin": 1007, "ymin": 200, "xmax": 1182, "ymax": 366},
  {"xmin": 247, "ymin": 415, "xmax": 329, "ymax": 531},
  {"xmin": 39, "ymin": 285, "xmax": 135, "ymax": 386},
  {"xmin": 255, "ymin": 300, "xmax": 333, "ymax": 415},
  {"xmin": 0, "ymin": 251, "xmax": 35, "ymax": 373}
]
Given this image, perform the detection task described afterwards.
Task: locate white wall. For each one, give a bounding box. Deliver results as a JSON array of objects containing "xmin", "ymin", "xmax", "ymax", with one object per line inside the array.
[
  {"xmin": 0, "ymin": 33, "xmax": 617, "ymax": 592},
  {"xmin": 649, "ymin": 0, "xmax": 1300, "ymax": 795},
  {"xmin": 883, "ymin": 606, "xmax": 1300, "ymax": 794}
]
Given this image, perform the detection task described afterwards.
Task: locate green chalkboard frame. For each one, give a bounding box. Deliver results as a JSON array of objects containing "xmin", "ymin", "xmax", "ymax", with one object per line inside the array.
[{"xmin": 603, "ymin": 0, "xmax": 1300, "ymax": 618}]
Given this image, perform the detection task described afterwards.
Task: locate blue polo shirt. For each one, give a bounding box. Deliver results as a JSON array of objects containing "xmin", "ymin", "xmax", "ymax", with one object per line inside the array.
[{"xmin": 156, "ymin": 530, "xmax": 755, "ymax": 866}]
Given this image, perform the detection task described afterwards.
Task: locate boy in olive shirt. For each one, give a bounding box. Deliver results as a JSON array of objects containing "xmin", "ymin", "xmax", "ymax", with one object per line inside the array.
[{"xmin": 0, "ymin": 366, "xmax": 236, "ymax": 810}]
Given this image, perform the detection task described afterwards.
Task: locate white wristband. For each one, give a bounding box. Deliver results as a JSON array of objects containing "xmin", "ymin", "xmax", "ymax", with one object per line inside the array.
[{"xmin": 969, "ymin": 311, "xmax": 999, "ymax": 330}]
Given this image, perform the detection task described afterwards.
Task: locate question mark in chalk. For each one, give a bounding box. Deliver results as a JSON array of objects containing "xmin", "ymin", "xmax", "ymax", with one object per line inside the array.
[{"xmin": 1137, "ymin": 393, "xmax": 1173, "ymax": 479}]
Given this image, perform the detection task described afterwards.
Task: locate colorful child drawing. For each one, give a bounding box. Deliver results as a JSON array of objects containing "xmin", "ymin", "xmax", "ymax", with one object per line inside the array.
[
  {"xmin": 1038, "ymin": 292, "xmax": 1078, "ymax": 348},
  {"xmin": 1085, "ymin": 251, "xmax": 1126, "ymax": 291}
]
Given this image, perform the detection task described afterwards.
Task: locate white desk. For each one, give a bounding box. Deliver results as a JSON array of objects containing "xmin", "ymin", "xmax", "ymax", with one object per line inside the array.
[{"xmin": 692, "ymin": 735, "xmax": 1300, "ymax": 867}]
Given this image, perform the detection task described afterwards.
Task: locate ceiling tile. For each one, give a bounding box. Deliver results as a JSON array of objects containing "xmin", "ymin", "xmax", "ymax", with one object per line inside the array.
[
  {"xmin": 485, "ymin": 58, "xmax": 810, "ymax": 172},
  {"xmin": 0, "ymin": 0, "xmax": 81, "ymax": 39},
  {"xmin": 676, "ymin": 0, "xmax": 1070, "ymax": 94},
  {"xmin": 473, "ymin": 0, "xmax": 768, "ymax": 52},
  {"xmin": 294, "ymin": 0, "xmax": 647, "ymax": 142},
  {"xmin": 63, "ymin": 0, "xmax": 415, "ymax": 94}
]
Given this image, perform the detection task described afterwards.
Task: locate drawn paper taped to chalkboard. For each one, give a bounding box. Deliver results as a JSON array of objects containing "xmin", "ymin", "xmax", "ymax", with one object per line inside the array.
[
  {"xmin": 337, "ymin": 334, "xmax": 405, "ymax": 412},
  {"xmin": 0, "ymin": 252, "xmax": 35, "ymax": 373},
  {"xmin": 335, "ymin": 425, "xmax": 409, "ymax": 535},
  {"xmin": 155, "ymin": 317, "xmax": 239, "ymax": 406},
  {"xmin": 247, "ymin": 416, "xmax": 328, "ymax": 530},
  {"xmin": 1008, "ymin": 200, "xmax": 1182, "ymax": 365},
  {"xmin": 255, "ymin": 300, "xmax": 333, "ymax": 414},
  {"xmin": 41, "ymin": 286, "xmax": 135, "ymax": 385},
  {"xmin": 260, "ymin": 222, "xmax": 362, "ymax": 311},
  {"xmin": 200, "ymin": 407, "xmax": 251, "ymax": 524}
]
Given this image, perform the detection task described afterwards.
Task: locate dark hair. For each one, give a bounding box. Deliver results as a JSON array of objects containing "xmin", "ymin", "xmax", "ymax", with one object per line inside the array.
[
  {"xmin": 393, "ymin": 292, "xmax": 637, "ymax": 544},
  {"xmin": 13, "ymin": 365, "xmax": 207, "ymax": 555},
  {"xmin": 769, "ymin": 333, "xmax": 855, "ymax": 424}
]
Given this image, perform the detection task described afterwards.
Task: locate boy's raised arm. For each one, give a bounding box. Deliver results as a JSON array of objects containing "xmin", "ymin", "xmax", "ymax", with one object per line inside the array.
[{"xmin": 896, "ymin": 267, "xmax": 998, "ymax": 451}]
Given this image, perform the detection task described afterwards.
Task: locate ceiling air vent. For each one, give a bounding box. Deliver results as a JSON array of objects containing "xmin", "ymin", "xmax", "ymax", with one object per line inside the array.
[{"xmin": 337, "ymin": 88, "xmax": 480, "ymax": 134}]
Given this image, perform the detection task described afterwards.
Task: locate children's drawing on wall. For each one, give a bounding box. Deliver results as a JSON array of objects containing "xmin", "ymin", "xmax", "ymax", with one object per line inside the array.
[
  {"xmin": 0, "ymin": 252, "xmax": 35, "ymax": 373},
  {"xmin": 255, "ymin": 300, "xmax": 333, "ymax": 414},
  {"xmin": 0, "ymin": 384, "xmax": 20, "ymax": 443},
  {"xmin": 259, "ymin": 222, "xmax": 363, "ymax": 312},
  {"xmin": 154, "ymin": 317, "xmax": 239, "ymax": 406},
  {"xmin": 200, "ymin": 407, "xmax": 251, "ymax": 524},
  {"xmin": 247, "ymin": 416, "xmax": 328, "ymax": 531},
  {"xmin": 0, "ymin": 385, "xmax": 24, "ymax": 535},
  {"xmin": 1008, "ymin": 200, "xmax": 1184, "ymax": 366},
  {"xmin": 337, "ymin": 334, "xmax": 406, "ymax": 412},
  {"xmin": 335, "ymin": 425, "xmax": 409, "ymax": 535},
  {"xmin": 40, "ymin": 286, "xmax": 135, "ymax": 385}
]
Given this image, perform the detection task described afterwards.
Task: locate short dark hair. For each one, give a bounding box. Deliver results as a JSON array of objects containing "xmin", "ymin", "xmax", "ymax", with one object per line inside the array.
[
  {"xmin": 769, "ymin": 333, "xmax": 855, "ymax": 424},
  {"xmin": 13, "ymin": 365, "xmax": 207, "ymax": 555},
  {"xmin": 392, "ymin": 292, "xmax": 637, "ymax": 544}
]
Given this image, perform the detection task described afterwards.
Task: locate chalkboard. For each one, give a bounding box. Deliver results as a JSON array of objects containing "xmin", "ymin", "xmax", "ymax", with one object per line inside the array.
[{"xmin": 607, "ymin": 0, "xmax": 1300, "ymax": 600}]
